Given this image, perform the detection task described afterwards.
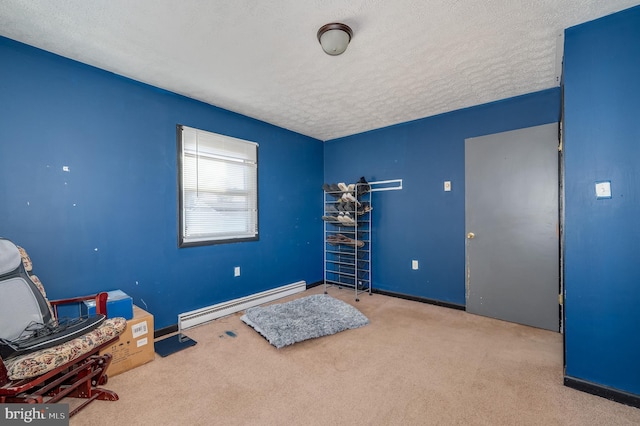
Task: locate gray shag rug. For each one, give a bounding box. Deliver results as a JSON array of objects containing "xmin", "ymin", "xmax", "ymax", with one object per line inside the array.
[{"xmin": 240, "ymin": 294, "xmax": 369, "ymax": 349}]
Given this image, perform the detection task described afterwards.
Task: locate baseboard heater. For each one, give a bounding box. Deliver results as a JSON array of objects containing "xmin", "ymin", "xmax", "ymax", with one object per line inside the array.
[{"xmin": 178, "ymin": 280, "xmax": 306, "ymax": 330}]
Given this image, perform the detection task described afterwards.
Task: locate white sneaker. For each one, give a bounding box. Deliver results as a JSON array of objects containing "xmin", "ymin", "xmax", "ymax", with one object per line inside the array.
[
  {"xmin": 342, "ymin": 192, "xmax": 357, "ymax": 203},
  {"xmin": 340, "ymin": 213, "xmax": 355, "ymax": 225}
]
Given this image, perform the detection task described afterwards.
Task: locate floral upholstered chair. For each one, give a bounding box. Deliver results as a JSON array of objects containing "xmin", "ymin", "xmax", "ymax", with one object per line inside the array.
[{"xmin": 0, "ymin": 239, "xmax": 127, "ymax": 416}]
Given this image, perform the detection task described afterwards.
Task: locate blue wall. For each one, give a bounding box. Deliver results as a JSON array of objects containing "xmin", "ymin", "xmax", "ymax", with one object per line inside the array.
[
  {"xmin": 3, "ymin": 7, "xmax": 637, "ymax": 398},
  {"xmin": 564, "ymin": 6, "xmax": 640, "ymax": 396},
  {"xmin": 324, "ymin": 89, "xmax": 560, "ymax": 305},
  {"xmin": 0, "ymin": 37, "xmax": 324, "ymax": 329}
]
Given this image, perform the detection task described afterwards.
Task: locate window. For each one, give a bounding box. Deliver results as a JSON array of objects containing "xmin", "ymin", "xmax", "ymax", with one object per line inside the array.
[{"xmin": 178, "ymin": 125, "xmax": 258, "ymax": 246}]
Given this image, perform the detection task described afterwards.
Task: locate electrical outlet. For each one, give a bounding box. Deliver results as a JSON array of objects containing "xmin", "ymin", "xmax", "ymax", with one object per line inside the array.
[
  {"xmin": 412, "ymin": 260, "xmax": 419, "ymax": 270},
  {"xmin": 595, "ymin": 181, "xmax": 611, "ymax": 199},
  {"xmin": 234, "ymin": 266, "xmax": 240, "ymax": 277},
  {"xmin": 444, "ymin": 181, "xmax": 452, "ymax": 192}
]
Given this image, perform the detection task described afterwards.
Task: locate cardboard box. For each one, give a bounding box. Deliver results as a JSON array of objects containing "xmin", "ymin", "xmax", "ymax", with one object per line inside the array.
[
  {"xmin": 101, "ymin": 305, "xmax": 155, "ymax": 376},
  {"xmin": 83, "ymin": 289, "xmax": 134, "ymax": 320}
]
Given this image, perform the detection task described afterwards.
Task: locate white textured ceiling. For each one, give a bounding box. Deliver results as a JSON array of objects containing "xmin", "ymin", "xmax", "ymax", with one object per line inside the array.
[{"xmin": 1, "ymin": 1, "xmax": 639, "ymax": 141}]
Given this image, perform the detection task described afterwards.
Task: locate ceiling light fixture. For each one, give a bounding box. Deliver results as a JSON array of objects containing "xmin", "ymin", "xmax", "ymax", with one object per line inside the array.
[{"xmin": 317, "ymin": 23, "xmax": 353, "ymax": 56}]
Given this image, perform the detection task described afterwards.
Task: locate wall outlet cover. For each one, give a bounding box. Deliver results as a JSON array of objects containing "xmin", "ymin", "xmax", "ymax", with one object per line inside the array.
[{"xmin": 595, "ymin": 181, "xmax": 611, "ymax": 199}]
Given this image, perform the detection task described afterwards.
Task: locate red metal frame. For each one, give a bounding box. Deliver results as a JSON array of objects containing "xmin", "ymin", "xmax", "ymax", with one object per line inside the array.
[{"xmin": 49, "ymin": 291, "xmax": 109, "ymax": 317}]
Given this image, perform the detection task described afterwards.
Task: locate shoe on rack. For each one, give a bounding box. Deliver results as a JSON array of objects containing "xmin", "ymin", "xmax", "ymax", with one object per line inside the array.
[
  {"xmin": 322, "ymin": 214, "xmax": 340, "ymax": 223},
  {"xmin": 356, "ymin": 177, "xmax": 371, "ymax": 195},
  {"xmin": 337, "ymin": 182, "xmax": 349, "ymax": 192},
  {"xmin": 324, "ymin": 183, "xmax": 341, "ymax": 198},
  {"xmin": 326, "ymin": 203, "xmax": 339, "ymax": 213},
  {"xmin": 338, "ymin": 212, "xmax": 355, "ymax": 225},
  {"xmin": 357, "ymin": 202, "xmax": 372, "ymax": 215},
  {"xmin": 326, "ymin": 235, "xmax": 339, "ymax": 245},
  {"xmin": 334, "ymin": 234, "xmax": 351, "ymax": 244},
  {"xmin": 342, "ymin": 192, "xmax": 358, "ymax": 203},
  {"xmin": 336, "ymin": 212, "xmax": 348, "ymax": 224},
  {"xmin": 338, "ymin": 213, "xmax": 354, "ymax": 225},
  {"xmin": 341, "ymin": 236, "xmax": 364, "ymax": 247}
]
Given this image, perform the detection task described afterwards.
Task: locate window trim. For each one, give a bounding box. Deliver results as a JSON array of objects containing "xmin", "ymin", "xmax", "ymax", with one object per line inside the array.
[{"xmin": 177, "ymin": 125, "xmax": 259, "ymax": 247}]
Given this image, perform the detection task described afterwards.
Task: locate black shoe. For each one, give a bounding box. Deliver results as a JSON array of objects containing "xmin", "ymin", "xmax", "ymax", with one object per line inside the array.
[
  {"xmin": 326, "ymin": 203, "xmax": 339, "ymax": 213},
  {"xmin": 357, "ymin": 202, "xmax": 372, "ymax": 215},
  {"xmin": 324, "ymin": 183, "xmax": 341, "ymax": 198},
  {"xmin": 356, "ymin": 177, "xmax": 370, "ymax": 196}
]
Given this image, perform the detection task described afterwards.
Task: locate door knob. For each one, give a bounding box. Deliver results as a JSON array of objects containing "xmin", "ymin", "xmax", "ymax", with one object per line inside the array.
[{"xmin": 467, "ymin": 232, "xmax": 475, "ymax": 239}]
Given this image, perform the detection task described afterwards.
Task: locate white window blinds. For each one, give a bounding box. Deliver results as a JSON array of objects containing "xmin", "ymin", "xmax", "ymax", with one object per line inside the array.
[{"xmin": 179, "ymin": 125, "xmax": 258, "ymax": 246}]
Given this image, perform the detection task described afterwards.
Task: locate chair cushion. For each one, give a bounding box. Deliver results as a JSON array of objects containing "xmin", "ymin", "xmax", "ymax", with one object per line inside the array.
[
  {"xmin": 5, "ymin": 317, "xmax": 127, "ymax": 381},
  {"xmin": 16, "ymin": 246, "xmax": 33, "ymax": 273},
  {"xmin": 16, "ymin": 246, "xmax": 55, "ymax": 321},
  {"xmin": 28, "ymin": 274, "xmax": 55, "ymax": 324}
]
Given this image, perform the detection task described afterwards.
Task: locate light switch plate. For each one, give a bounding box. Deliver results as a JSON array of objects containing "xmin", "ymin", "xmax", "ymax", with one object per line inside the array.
[
  {"xmin": 444, "ymin": 181, "xmax": 451, "ymax": 192},
  {"xmin": 595, "ymin": 181, "xmax": 611, "ymax": 199}
]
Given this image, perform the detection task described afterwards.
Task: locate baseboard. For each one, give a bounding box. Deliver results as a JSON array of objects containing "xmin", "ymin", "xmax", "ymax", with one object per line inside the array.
[
  {"xmin": 179, "ymin": 281, "xmax": 306, "ymax": 330},
  {"xmin": 306, "ymin": 280, "xmax": 323, "ymax": 289},
  {"xmin": 154, "ymin": 324, "xmax": 178, "ymax": 339},
  {"xmin": 564, "ymin": 376, "xmax": 640, "ymax": 408},
  {"xmin": 371, "ymin": 288, "xmax": 466, "ymax": 311},
  {"xmin": 156, "ymin": 284, "xmax": 464, "ymax": 338},
  {"xmin": 156, "ymin": 281, "xmax": 315, "ymax": 338}
]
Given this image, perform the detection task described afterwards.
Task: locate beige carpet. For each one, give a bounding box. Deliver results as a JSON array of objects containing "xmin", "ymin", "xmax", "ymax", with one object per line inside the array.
[{"xmin": 70, "ymin": 286, "xmax": 640, "ymax": 425}]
